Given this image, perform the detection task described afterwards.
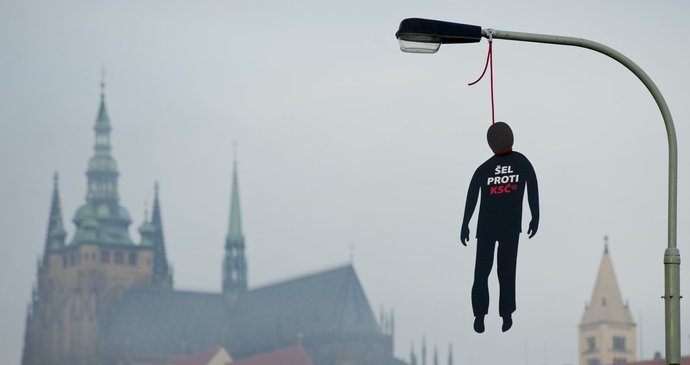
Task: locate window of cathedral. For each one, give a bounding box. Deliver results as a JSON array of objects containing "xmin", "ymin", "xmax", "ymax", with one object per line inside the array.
[
  {"xmin": 115, "ymin": 251, "xmax": 124, "ymax": 265},
  {"xmin": 101, "ymin": 250, "xmax": 110, "ymax": 263},
  {"xmin": 613, "ymin": 357, "xmax": 627, "ymax": 364},
  {"xmin": 128, "ymin": 252, "xmax": 137, "ymax": 266},
  {"xmin": 613, "ymin": 336, "xmax": 626, "ymax": 351},
  {"xmin": 587, "ymin": 358, "xmax": 601, "ymax": 365},
  {"xmin": 586, "ymin": 336, "xmax": 596, "ymax": 352},
  {"xmin": 63, "ymin": 254, "xmax": 68, "ymax": 268}
]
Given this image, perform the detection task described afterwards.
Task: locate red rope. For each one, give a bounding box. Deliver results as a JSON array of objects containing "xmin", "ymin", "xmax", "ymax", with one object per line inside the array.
[{"xmin": 468, "ymin": 39, "xmax": 494, "ymax": 124}]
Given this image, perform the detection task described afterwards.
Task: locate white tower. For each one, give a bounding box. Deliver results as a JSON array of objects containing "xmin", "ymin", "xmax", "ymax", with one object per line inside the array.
[{"xmin": 579, "ymin": 238, "xmax": 637, "ymax": 365}]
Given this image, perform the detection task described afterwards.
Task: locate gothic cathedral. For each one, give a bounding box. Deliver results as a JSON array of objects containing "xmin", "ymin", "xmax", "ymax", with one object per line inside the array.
[{"xmin": 21, "ymin": 83, "xmax": 400, "ymax": 365}]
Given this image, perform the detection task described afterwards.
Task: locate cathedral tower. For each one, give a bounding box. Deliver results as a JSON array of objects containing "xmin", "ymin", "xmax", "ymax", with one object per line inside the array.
[
  {"xmin": 22, "ymin": 82, "xmax": 169, "ymax": 365},
  {"xmin": 222, "ymin": 156, "xmax": 247, "ymax": 303},
  {"xmin": 578, "ymin": 238, "xmax": 637, "ymax": 365}
]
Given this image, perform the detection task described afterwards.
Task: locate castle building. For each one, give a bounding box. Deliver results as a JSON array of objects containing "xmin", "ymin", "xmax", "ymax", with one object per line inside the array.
[
  {"xmin": 578, "ymin": 238, "xmax": 637, "ymax": 365},
  {"xmin": 22, "ymin": 84, "xmax": 401, "ymax": 365}
]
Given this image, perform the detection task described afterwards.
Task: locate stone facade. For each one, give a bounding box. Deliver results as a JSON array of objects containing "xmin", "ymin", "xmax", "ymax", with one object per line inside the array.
[{"xmin": 24, "ymin": 245, "xmax": 155, "ymax": 365}]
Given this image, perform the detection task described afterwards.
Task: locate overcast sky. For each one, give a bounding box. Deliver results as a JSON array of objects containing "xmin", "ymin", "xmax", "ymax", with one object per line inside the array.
[{"xmin": 2, "ymin": 0, "xmax": 689, "ymax": 364}]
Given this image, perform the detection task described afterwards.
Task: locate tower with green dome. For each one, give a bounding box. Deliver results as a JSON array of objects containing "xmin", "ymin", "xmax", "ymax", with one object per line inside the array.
[
  {"xmin": 72, "ymin": 81, "xmax": 134, "ymax": 246},
  {"xmin": 22, "ymin": 81, "xmax": 171, "ymax": 365}
]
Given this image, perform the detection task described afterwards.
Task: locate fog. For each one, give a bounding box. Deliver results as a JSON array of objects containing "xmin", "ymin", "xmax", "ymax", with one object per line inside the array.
[{"xmin": 2, "ymin": 0, "xmax": 689, "ymax": 364}]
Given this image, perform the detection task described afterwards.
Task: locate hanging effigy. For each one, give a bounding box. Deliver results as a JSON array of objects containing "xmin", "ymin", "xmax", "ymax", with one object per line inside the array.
[{"xmin": 461, "ymin": 34, "xmax": 540, "ymax": 333}]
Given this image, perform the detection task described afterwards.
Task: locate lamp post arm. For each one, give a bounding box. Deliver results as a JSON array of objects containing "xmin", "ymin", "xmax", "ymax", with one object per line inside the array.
[{"xmin": 489, "ymin": 28, "xmax": 680, "ymax": 365}]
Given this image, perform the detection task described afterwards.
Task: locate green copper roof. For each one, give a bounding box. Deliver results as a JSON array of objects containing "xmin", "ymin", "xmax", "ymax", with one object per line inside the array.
[
  {"xmin": 71, "ymin": 202, "xmax": 134, "ymax": 246},
  {"xmin": 226, "ymin": 160, "xmax": 244, "ymax": 246},
  {"xmin": 86, "ymin": 86, "xmax": 120, "ymax": 200},
  {"xmin": 138, "ymin": 219, "xmax": 155, "ymax": 246},
  {"xmin": 88, "ymin": 154, "xmax": 118, "ymax": 173},
  {"xmin": 72, "ymin": 217, "xmax": 98, "ymax": 243},
  {"xmin": 223, "ymin": 158, "xmax": 247, "ymax": 299},
  {"xmin": 95, "ymin": 92, "xmax": 112, "ymax": 133},
  {"xmin": 69, "ymin": 85, "xmax": 134, "ymax": 247}
]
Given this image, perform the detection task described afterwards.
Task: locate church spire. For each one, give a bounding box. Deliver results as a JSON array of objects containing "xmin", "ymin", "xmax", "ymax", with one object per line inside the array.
[
  {"xmin": 228, "ymin": 152, "xmax": 243, "ymax": 243},
  {"xmin": 580, "ymin": 237, "xmax": 634, "ymax": 325},
  {"xmin": 578, "ymin": 237, "xmax": 637, "ymax": 365},
  {"xmin": 45, "ymin": 172, "xmax": 67, "ymax": 255},
  {"xmin": 223, "ymin": 154, "xmax": 247, "ymax": 302},
  {"xmin": 604, "ymin": 234, "xmax": 609, "ymax": 254},
  {"xmin": 71, "ymin": 79, "xmax": 133, "ymax": 246},
  {"xmin": 86, "ymin": 75, "xmax": 119, "ymax": 203},
  {"xmin": 151, "ymin": 182, "xmax": 172, "ymax": 287}
]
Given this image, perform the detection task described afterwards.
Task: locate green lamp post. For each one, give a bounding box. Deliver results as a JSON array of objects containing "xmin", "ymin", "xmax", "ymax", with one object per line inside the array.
[{"xmin": 396, "ymin": 18, "xmax": 681, "ymax": 365}]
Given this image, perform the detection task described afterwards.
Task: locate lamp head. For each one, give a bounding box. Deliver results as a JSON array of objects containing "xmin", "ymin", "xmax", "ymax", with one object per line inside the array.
[{"xmin": 396, "ymin": 18, "xmax": 483, "ymax": 53}]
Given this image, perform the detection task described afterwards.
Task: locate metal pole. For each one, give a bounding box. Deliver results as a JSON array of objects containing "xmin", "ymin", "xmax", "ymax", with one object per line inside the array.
[{"xmin": 486, "ymin": 28, "xmax": 680, "ymax": 365}]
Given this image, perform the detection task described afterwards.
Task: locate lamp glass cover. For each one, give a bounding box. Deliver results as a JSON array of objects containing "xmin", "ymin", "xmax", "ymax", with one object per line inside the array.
[{"xmin": 398, "ymin": 39, "xmax": 440, "ymax": 54}]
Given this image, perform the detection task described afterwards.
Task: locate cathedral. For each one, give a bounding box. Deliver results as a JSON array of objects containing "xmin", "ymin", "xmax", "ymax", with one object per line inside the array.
[
  {"xmin": 578, "ymin": 238, "xmax": 637, "ymax": 365},
  {"xmin": 21, "ymin": 84, "xmax": 402, "ymax": 365}
]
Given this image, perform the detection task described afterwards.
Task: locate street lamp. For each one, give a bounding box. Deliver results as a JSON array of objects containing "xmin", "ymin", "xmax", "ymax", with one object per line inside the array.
[
  {"xmin": 396, "ymin": 18, "xmax": 681, "ymax": 365},
  {"xmin": 395, "ymin": 18, "xmax": 482, "ymax": 53}
]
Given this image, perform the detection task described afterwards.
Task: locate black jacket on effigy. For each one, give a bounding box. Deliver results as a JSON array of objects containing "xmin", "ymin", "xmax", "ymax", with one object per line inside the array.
[{"xmin": 462, "ymin": 151, "xmax": 539, "ymax": 239}]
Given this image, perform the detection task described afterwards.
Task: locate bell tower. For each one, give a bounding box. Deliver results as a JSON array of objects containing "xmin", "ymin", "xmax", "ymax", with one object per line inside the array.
[{"xmin": 578, "ymin": 237, "xmax": 637, "ymax": 365}]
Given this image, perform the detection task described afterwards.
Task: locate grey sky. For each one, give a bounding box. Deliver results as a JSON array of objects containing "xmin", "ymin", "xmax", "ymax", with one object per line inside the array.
[{"xmin": 2, "ymin": 0, "xmax": 689, "ymax": 364}]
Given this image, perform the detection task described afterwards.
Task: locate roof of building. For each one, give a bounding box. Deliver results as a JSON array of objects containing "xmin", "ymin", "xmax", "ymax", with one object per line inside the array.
[
  {"xmin": 231, "ymin": 346, "xmax": 313, "ymax": 365},
  {"xmin": 105, "ymin": 265, "xmax": 380, "ymax": 360},
  {"xmin": 580, "ymin": 245, "xmax": 635, "ymax": 326},
  {"xmin": 105, "ymin": 288, "xmax": 232, "ymax": 356},
  {"xmin": 226, "ymin": 265, "xmax": 379, "ymax": 358}
]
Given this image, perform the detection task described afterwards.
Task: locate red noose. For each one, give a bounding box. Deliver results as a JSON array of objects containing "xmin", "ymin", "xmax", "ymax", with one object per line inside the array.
[{"xmin": 468, "ymin": 32, "xmax": 495, "ymax": 124}]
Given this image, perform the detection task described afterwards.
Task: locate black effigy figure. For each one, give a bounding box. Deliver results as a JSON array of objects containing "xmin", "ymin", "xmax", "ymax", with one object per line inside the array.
[{"xmin": 460, "ymin": 122, "xmax": 539, "ymax": 333}]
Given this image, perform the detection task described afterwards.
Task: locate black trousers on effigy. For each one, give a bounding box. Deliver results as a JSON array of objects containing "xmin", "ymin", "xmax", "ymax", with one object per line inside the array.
[{"xmin": 472, "ymin": 233, "xmax": 520, "ymax": 317}]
